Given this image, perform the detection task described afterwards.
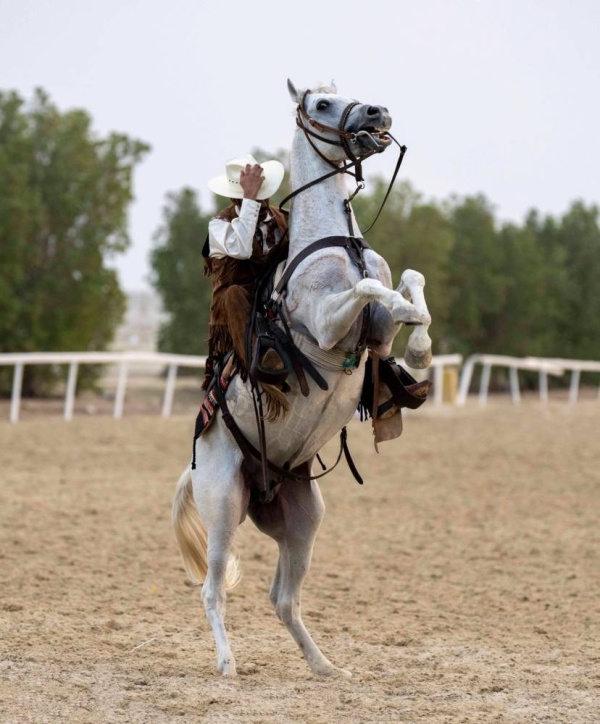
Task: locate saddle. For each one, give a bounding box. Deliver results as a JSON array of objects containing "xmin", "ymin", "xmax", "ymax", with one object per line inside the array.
[{"xmin": 247, "ymin": 259, "xmax": 329, "ymax": 398}]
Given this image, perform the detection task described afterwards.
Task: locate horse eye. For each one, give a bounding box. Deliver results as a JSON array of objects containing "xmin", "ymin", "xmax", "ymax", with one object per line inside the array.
[{"xmin": 316, "ymin": 100, "xmax": 329, "ymax": 111}]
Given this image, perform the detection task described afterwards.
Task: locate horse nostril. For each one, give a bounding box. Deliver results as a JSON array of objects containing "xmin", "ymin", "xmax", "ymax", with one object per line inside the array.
[{"xmin": 366, "ymin": 106, "xmax": 380, "ymax": 117}]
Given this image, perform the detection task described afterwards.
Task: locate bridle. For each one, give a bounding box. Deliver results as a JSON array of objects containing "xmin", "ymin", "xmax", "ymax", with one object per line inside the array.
[
  {"xmin": 279, "ymin": 89, "xmax": 407, "ymax": 234},
  {"xmin": 296, "ymin": 90, "xmax": 366, "ymax": 174}
]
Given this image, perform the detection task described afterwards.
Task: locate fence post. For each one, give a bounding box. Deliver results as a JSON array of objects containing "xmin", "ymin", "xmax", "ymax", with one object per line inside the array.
[
  {"xmin": 162, "ymin": 364, "xmax": 178, "ymax": 417},
  {"xmin": 509, "ymin": 366, "xmax": 521, "ymax": 404},
  {"xmin": 569, "ymin": 369, "xmax": 581, "ymax": 404},
  {"xmin": 479, "ymin": 363, "xmax": 492, "ymax": 406},
  {"xmin": 114, "ymin": 361, "xmax": 129, "ymax": 419},
  {"xmin": 65, "ymin": 362, "xmax": 79, "ymax": 421},
  {"xmin": 539, "ymin": 370, "xmax": 549, "ymax": 404},
  {"xmin": 10, "ymin": 363, "xmax": 24, "ymax": 423},
  {"xmin": 433, "ymin": 364, "xmax": 444, "ymax": 405},
  {"xmin": 457, "ymin": 355, "xmax": 477, "ymax": 406}
]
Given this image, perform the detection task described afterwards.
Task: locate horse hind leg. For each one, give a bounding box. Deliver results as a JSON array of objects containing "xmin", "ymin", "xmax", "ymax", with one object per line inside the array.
[
  {"xmin": 201, "ymin": 524, "xmax": 241, "ymax": 676},
  {"xmin": 172, "ymin": 448, "xmax": 247, "ymax": 677},
  {"xmin": 250, "ymin": 476, "xmax": 351, "ymax": 678}
]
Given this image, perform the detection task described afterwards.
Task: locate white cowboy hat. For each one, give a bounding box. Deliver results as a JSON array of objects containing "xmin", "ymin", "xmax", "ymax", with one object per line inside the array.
[{"xmin": 207, "ymin": 154, "xmax": 285, "ymax": 200}]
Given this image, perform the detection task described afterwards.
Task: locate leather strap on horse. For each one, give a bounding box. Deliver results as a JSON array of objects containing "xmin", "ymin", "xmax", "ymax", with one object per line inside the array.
[
  {"xmin": 277, "ymin": 158, "xmax": 363, "ymax": 211},
  {"xmin": 270, "ymin": 235, "xmax": 372, "ymax": 367},
  {"xmin": 272, "ymin": 236, "xmax": 371, "ymax": 301},
  {"xmin": 283, "ymin": 87, "xmax": 410, "ymax": 238},
  {"xmin": 278, "ymin": 91, "xmax": 372, "ymax": 212},
  {"xmin": 360, "ymin": 134, "xmax": 408, "ymax": 235},
  {"xmin": 210, "ymin": 359, "xmax": 364, "ymax": 498},
  {"xmin": 371, "ymin": 350, "xmax": 381, "ymax": 453},
  {"xmin": 297, "ymin": 90, "xmax": 359, "ymax": 148},
  {"xmin": 273, "ymin": 309, "xmax": 328, "ymax": 392}
]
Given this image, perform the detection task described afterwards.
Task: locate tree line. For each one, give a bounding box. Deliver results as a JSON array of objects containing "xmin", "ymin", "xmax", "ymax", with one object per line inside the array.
[
  {"xmin": 152, "ymin": 161, "xmax": 600, "ymax": 368},
  {"xmin": 1, "ymin": 90, "xmax": 598, "ymax": 396},
  {"xmin": 0, "ymin": 89, "xmax": 148, "ymax": 395}
]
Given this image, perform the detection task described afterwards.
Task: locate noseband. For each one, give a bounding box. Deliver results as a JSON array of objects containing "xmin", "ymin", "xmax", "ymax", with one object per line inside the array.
[
  {"xmin": 296, "ymin": 90, "xmax": 364, "ymax": 170},
  {"xmin": 296, "ymin": 89, "xmax": 392, "ymax": 183}
]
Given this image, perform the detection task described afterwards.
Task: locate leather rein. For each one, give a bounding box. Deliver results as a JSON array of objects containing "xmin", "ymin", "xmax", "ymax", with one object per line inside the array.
[{"xmin": 278, "ymin": 89, "xmax": 408, "ymax": 236}]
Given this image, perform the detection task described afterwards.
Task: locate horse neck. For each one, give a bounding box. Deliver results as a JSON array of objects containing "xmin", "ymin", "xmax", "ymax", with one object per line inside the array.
[{"xmin": 288, "ymin": 132, "xmax": 357, "ymax": 254}]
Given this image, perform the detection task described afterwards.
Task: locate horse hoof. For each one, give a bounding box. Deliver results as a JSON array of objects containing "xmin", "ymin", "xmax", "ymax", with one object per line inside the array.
[
  {"xmin": 314, "ymin": 665, "xmax": 352, "ymax": 678},
  {"xmin": 404, "ymin": 346, "xmax": 433, "ymax": 370},
  {"xmin": 326, "ymin": 667, "xmax": 353, "ymax": 679},
  {"xmin": 218, "ymin": 657, "xmax": 237, "ymax": 677}
]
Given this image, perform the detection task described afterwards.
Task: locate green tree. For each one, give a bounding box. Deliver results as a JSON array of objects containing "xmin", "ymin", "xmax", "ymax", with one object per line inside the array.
[
  {"xmin": 0, "ymin": 88, "xmax": 149, "ymax": 395},
  {"xmin": 553, "ymin": 201, "xmax": 600, "ymax": 359},
  {"xmin": 149, "ymin": 188, "xmax": 212, "ymax": 356},
  {"xmin": 497, "ymin": 210, "xmax": 568, "ymax": 358},
  {"xmin": 445, "ymin": 194, "xmax": 507, "ymax": 354}
]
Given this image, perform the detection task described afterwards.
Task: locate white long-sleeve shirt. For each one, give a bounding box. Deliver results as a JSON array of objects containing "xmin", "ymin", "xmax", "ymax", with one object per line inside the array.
[{"xmin": 208, "ymin": 199, "xmax": 277, "ymax": 260}]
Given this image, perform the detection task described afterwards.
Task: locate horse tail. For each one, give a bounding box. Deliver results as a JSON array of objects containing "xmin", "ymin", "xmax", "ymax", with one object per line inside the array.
[{"xmin": 171, "ymin": 468, "xmax": 241, "ymax": 590}]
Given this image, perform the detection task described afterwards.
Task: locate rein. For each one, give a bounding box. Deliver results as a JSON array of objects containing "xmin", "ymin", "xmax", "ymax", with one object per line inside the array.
[
  {"xmin": 279, "ymin": 90, "xmax": 408, "ymax": 237},
  {"xmin": 211, "ymin": 356, "xmax": 363, "ymax": 503}
]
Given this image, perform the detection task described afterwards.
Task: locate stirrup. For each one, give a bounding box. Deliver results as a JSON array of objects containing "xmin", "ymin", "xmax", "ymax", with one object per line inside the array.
[
  {"xmin": 251, "ymin": 334, "xmax": 292, "ymax": 385},
  {"xmin": 379, "ymin": 356, "xmax": 431, "ymax": 410}
]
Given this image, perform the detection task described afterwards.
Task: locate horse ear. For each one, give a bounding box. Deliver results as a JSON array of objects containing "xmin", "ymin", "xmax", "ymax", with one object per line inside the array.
[
  {"xmin": 287, "ymin": 79, "xmax": 300, "ymax": 103},
  {"xmin": 330, "ymin": 79, "xmax": 337, "ymax": 93}
]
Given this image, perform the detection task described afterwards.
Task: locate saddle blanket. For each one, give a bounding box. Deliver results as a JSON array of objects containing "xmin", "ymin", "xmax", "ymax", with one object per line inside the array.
[{"xmin": 193, "ymin": 359, "xmax": 236, "ymax": 443}]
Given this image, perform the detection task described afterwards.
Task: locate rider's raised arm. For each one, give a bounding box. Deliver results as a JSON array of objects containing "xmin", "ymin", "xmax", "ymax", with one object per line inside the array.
[{"xmin": 208, "ymin": 198, "xmax": 260, "ymax": 259}]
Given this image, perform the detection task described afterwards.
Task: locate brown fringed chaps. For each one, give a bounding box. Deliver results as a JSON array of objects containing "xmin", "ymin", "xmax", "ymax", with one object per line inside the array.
[{"xmin": 203, "ymin": 203, "xmax": 288, "ymax": 388}]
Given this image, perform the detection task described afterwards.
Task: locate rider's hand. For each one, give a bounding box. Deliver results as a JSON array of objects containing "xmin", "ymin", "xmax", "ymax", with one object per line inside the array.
[{"xmin": 240, "ymin": 164, "xmax": 265, "ymax": 200}]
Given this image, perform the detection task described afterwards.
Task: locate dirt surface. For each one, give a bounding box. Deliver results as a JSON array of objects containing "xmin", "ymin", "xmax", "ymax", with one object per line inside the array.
[{"xmin": 1, "ymin": 398, "xmax": 599, "ymax": 723}]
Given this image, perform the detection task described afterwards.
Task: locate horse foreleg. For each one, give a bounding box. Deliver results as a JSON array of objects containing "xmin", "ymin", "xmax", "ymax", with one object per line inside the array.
[
  {"xmin": 191, "ymin": 435, "xmax": 248, "ymax": 676},
  {"xmin": 249, "ymin": 476, "xmax": 351, "ymax": 677},
  {"xmin": 310, "ymin": 278, "xmax": 426, "ymax": 350},
  {"xmin": 366, "ymin": 270, "xmax": 433, "ymax": 368},
  {"xmin": 398, "ymin": 270, "xmax": 432, "ymax": 369}
]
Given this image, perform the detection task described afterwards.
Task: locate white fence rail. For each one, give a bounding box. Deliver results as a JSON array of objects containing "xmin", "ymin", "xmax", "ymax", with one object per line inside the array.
[
  {"xmin": 0, "ymin": 351, "xmax": 207, "ymax": 423},
  {"xmin": 457, "ymin": 354, "xmax": 600, "ymax": 406},
  {"xmin": 0, "ymin": 351, "xmax": 465, "ymax": 423},
  {"xmin": 2, "ymin": 351, "xmax": 598, "ymax": 422}
]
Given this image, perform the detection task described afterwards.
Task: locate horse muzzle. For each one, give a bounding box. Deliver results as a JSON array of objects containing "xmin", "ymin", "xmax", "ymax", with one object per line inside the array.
[
  {"xmin": 353, "ymin": 129, "xmax": 393, "ymax": 155},
  {"xmin": 347, "ymin": 106, "xmax": 393, "ymax": 156}
]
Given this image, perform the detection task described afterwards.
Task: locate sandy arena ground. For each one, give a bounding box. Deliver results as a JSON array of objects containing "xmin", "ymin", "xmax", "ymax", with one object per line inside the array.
[{"xmin": 1, "ymin": 395, "xmax": 599, "ymax": 723}]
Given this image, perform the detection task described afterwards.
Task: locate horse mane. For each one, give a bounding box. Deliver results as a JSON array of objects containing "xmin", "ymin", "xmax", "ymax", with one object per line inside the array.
[{"xmin": 296, "ymin": 83, "xmax": 338, "ymax": 98}]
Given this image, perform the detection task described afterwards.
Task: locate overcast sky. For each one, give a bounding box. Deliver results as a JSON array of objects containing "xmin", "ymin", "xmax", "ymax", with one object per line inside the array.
[{"xmin": 3, "ymin": 0, "xmax": 599, "ymax": 292}]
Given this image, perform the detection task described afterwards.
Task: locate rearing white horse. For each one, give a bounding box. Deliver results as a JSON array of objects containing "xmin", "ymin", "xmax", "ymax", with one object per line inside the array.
[{"xmin": 172, "ymin": 80, "xmax": 432, "ymax": 677}]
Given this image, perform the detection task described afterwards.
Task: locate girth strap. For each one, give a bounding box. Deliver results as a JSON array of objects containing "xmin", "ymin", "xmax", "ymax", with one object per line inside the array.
[{"xmin": 210, "ymin": 361, "xmax": 363, "ymax": 498}]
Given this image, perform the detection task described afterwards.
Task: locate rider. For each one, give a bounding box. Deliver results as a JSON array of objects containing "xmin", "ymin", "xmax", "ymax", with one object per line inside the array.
[{"xmin": 203, "ymin": 154, "xmax": 288, "ymax": 387}]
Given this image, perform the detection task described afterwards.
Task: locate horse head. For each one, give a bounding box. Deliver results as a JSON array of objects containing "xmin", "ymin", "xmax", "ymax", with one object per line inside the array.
[{"xmin": 287, "ymin": 79, "xmax": 392, "ymax": 164}]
